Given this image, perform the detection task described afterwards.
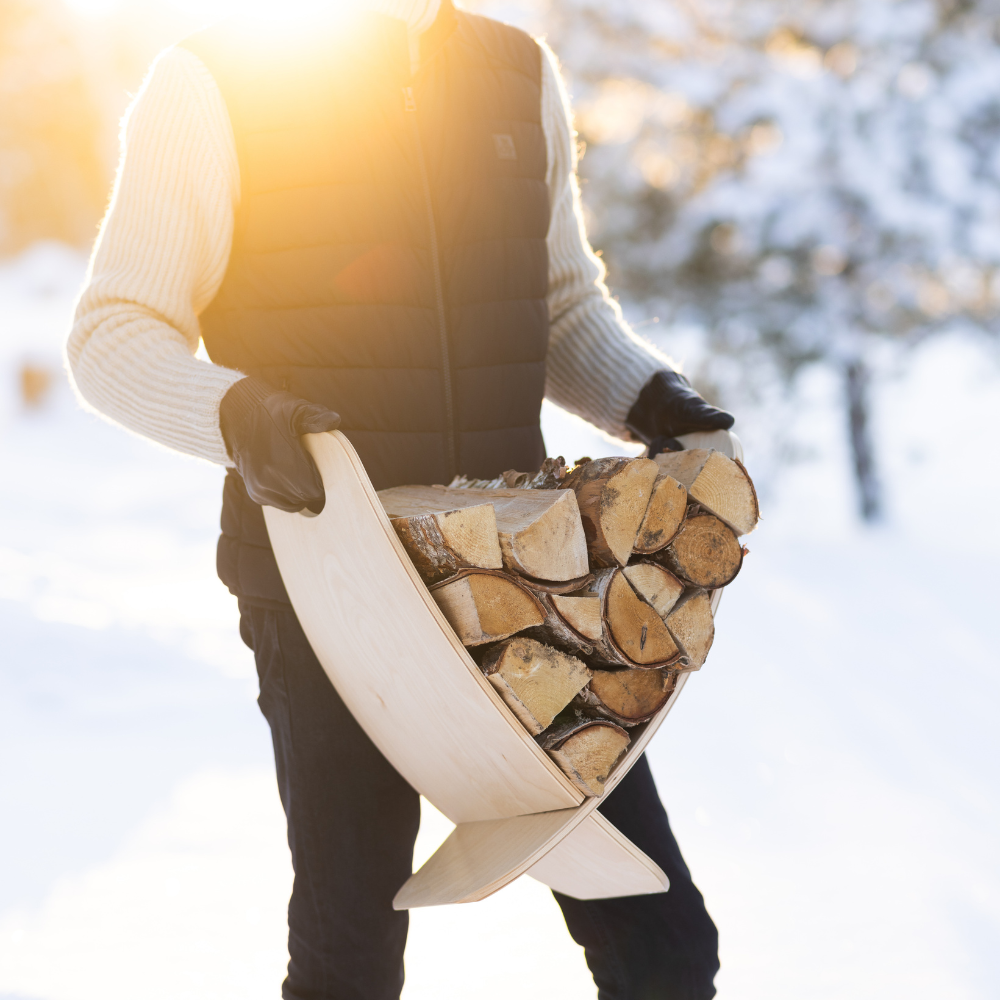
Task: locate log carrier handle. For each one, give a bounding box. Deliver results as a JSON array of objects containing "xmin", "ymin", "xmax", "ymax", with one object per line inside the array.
[{"xmin": 297, "ymin": 430, "xmax": 340, "ymax": 517}]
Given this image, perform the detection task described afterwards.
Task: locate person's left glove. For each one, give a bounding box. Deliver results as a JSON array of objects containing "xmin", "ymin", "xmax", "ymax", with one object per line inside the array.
[
  {"xmin": 219, "ymin": 376, "xmax": 341, "ymax": 513},
  {"xmin": 625, "ymin": 370, "xmax": 734, "ymax": 457}
]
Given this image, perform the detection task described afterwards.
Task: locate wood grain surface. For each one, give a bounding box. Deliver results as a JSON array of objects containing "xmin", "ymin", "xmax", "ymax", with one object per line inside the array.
[{"xmin": 528, "ymin": 811, "xmax": 669, "ymax": 899}]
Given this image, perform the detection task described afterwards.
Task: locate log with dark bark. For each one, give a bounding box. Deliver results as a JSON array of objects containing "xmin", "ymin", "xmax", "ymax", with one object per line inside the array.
[
  {"xmin": 383, "ymin": 500, "xmax": 503, "ymax": 585},
  {"xmin": 655, "ymin": 512, "xmax": 743, "ymax": 589},
  {"xmin": 551, "ymin": 593, "xmax": 603, "ymax": 642},
  {"xmin": 537, "ymin": 710, "xmax": 630, "ymax": 796},
  {"xmin": 575, "ymin": 568, "xmax": 683, "ymax": 668},
  {"xmin": 380, "ymin": 483, "xmax": 588, "ymax": 582},
  {"xmin": 653, "ymin": 449, "xmax": 759, "ymax": 536},
  {"xmin": 665, "ymin": 589, "xmax": 715, "ymax": 670},
  {"xmin": 563, "ymin": 457, "xmax": 659, "ymax": 567},
  {"xmin": 633, "ymin": 471, "xmax": 687, "ymax": 554},
  {"xmin": 518, "ymin": 575, "xmax": 598, "ymax": 658},
  {"xmin": 430, "ymin": 569, "xmax": 546, "ymax": 646},
  {"xmin": 479, "ymin": 636, "xmax": 591, "ymax": 735},
  {"xmin": 575, "ymin": 667, "xmax": 676, "ymax": 727}
]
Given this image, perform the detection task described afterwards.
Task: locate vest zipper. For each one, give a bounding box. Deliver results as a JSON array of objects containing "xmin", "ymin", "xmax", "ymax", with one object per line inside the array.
[{"xmin": 404, "ymin": 85, "xmax": 457, "ymax": 479}]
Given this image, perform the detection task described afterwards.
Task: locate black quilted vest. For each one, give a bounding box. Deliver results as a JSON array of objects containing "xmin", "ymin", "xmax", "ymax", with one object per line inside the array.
[{"xmin": 182, "ymin": 5, "xmax": 549, "ymax": 606}]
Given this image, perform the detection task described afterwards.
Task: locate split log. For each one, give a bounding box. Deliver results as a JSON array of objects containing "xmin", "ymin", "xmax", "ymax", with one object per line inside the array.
[
  {"xmin": 654, "ymin": 449, "xmax": 759, "ymax": 536},
  {"xmin": 633, "ymin": 471, "xmax": 687, "ymax": 554},
  {"xmin": 431, "ymin": 569, "xmax": 545, "ymax": 646},
  {"xmin": 665, "ymin": 589, "xmax": 715, "ymax": 670},
  {"xmin": 576, "ymin": 568, "xmax": 683, "ymax": 668},
  {"xmin": 383, "ymin": 501, "xmax": 502, "ymax": 585},
  {"xmin": 379, "ymin": 484, "xmax": 588, "ymax": 582},
  {"xmin": 622, "ymin": 562, "xmax": 684, "ymax": 619},
  {"xmin": 655, "ymin": 512, "xmax": 743, "ymax": 589},
  {"xmin": 537, "ymin": 712, "xmax": 630, "ymax": 796},
  {"xmin": 551, "ymin": 594, "xmax": 602, "ymax": 641},
  {"xmin": 519, "ymin": 576, "xmax": 598, "ymax": 658},
  {"xmin": 479, "ymin": 637, "xmax": 592, "ymax": 735},
  {"xmin": 575, "ymin": 668, "xmax": 676, "ymax": 727},
  {"xmin": 563, "ymin": 457, "xmax": 659, "ymax": 568}
]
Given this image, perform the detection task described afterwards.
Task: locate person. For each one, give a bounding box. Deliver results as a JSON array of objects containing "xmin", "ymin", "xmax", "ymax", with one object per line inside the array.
[{"xmin": 67, "ymin": 2, "xmax": 731, "ymax": 997}]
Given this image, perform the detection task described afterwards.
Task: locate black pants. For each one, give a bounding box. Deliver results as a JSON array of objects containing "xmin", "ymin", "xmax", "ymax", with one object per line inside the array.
[{"xmin": 240, "ymin": 601, "xmax": 719, "ymax": 1000}]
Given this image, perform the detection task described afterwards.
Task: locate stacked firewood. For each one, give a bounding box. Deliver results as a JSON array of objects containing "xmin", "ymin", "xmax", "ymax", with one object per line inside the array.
[{"xmin": 378, "ymin": 448, "xmax": 758, "ymax": 797}]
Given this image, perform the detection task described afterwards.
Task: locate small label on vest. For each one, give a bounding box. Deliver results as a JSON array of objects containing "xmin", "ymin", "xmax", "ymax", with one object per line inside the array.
[
  {"xmin": 403, "ymin": 87, "xmax": 416, "ymax": 113},
  {"xmin": 493, "ymin": 133, "xmax": 517, "ymax": 160}
]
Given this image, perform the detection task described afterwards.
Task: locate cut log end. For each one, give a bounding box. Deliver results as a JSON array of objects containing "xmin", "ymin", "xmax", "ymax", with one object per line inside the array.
[
  {"xmin": 566, "ymin": 457, "xmax": 659, "ymax": 567},
  {"xmin": 538, "ymin": 713, "xmax": 630, "ymax": 796},
  {"xmin": 569, "ymin": 568, "xmax": 683, "ymax": 668},
  {"xmin": 665, "ymin": 590, "xmax": 715, "ymax": 670},
  {"xmin": 622, "ymin": 562, "xmax": 684, "ymax": 619},
  {"xmin": 577, "ymin": 667, "xmax": 677, "ymax": 726},
  {"xmin": 388, "ymin": 503, "xmax": 502, "ymax": 584},
  {"xmin": 551, "ymin": 594, "xmax": 603, "ymax": 641},
  {"xmin": 431, "ymin": 570, "xmax": 545, "ymax": 646},
  {"xmin": 500, "ymin": 489, "xmax": 588, "ymax": 582},
  {"xmin": 654, "ymin": 449, "xmax": 759, "ymax": 536},
  {"xmin": 633, "ymin": 472, "xmax": 687, "ymax": 554},
  {"xmin": 606, "ymin": 570, "xmax": 680, "ymax": 666},
  {"xmin": 380, "ymin": 484, "xmax": 588, "ymax": 582},
  {"xmin": 480, "ymin": 636, "xmax": 592, "ymax": 735},
  {"xmin": 657, "ymin": 513, "xmax": 743, "ymax": 590}
]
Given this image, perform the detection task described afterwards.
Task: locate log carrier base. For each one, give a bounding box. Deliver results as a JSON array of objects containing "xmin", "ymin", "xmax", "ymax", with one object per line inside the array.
[{"xmin": 262, "ymin": 429, "xmax": 740, "ymax": 909}]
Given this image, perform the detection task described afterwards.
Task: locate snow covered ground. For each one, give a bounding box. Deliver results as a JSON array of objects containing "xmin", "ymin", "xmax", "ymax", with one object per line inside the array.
[{"xmin": 0, "ymin": 243, "xmax": 997, "ymax": 999}]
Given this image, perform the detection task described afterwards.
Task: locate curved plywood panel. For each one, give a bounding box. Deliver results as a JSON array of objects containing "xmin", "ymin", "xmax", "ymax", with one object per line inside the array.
[{"xmin": 263, "ymin": 431, "xmax": 582, "ymax": 824}]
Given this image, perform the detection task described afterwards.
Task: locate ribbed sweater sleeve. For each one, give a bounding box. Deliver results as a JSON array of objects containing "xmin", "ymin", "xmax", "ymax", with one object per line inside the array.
[
  {"xmin": 539, "ymin": 42, "xmax": 672, "ymax": 440},
  {"xmin": 66, "ymin": 46, "xmax": 243, "ymax": 467}
]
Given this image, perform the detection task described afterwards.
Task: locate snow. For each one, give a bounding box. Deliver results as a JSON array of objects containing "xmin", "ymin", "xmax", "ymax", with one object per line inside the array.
[{"xmin": 0, "ymin": 242, "xmax": 998, "ymax": 999}]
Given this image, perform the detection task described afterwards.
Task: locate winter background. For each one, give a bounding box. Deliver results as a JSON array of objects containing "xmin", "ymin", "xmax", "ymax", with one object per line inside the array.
[{"xmin": 1, "ymin": 0, "xmax": 998, "ymax": 998}]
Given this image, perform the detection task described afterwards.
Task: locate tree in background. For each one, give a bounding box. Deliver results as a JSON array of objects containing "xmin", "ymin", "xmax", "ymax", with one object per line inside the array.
[{"xmin": 542, "ymin": 0, "xmax": 1000, "ymax": 519}]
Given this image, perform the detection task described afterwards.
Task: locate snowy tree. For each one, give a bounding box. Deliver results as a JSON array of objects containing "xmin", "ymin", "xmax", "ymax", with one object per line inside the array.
[{"xmin": 540, "ymin": 0, "xmax": 1000, "ymax": 519}]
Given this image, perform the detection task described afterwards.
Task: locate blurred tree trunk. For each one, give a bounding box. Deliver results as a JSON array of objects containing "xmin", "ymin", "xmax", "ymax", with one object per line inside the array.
[{"xmin": 845, "ymin": 359, "xmax": 881, "ymax": 522}]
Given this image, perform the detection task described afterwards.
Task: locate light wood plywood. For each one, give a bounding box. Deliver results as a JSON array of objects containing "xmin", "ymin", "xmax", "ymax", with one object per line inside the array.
[
  {"xmin": 528, "ymin": 811, "xmax": 668, "ymax": 899},
  {"xmin": 393, "ymin": 809, "xmax": 582, "ymax": 908}
]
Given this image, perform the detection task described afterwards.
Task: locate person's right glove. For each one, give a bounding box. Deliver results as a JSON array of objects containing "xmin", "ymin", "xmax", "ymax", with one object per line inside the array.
[
  {"xmin": 625, "ymin": 370, "xmax": 734, "ymax": 457},
  {"xmin": 219, "ymin": 376, "xmax": 341, "ymax": 513}
]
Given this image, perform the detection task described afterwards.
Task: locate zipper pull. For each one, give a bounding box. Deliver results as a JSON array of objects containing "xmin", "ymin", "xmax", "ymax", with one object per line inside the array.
[{"xmin": 403, "ymin": 86, "xmax": 416, "ymax": 113}]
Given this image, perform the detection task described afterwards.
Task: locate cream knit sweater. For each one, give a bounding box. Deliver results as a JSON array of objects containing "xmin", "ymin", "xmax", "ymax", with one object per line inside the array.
[{"xmin": 67, "ymin": 10, "xmax": 669, "ymax": 469}]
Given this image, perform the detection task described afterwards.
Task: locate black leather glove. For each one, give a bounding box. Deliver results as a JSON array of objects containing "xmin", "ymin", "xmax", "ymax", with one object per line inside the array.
[
  {"xmin": 219, "ymin": 377, "xmax": 341, "ymax": 513},
  {"xmin": 625, "ymin": 370, "xmax": 734, "ymax": 457}
]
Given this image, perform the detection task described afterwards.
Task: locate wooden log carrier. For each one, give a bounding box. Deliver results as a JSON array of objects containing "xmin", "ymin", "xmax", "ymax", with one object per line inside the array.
[{"xmin": 262, "ymin": 428, "xmax": 743, "ymax": 908}]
